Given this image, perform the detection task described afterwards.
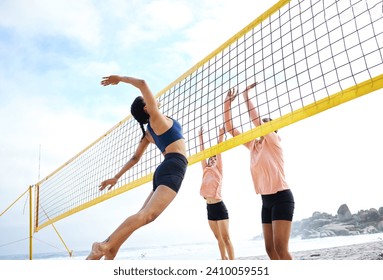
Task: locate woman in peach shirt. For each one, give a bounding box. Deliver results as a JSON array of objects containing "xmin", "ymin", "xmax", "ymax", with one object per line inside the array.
[
  {"xmin": 223, "ymin": 83, "xmax": 295, "ymax": 260},
  {"xmin": 199, "ymin": 127, "xmax": 234, "ymax": 260}
]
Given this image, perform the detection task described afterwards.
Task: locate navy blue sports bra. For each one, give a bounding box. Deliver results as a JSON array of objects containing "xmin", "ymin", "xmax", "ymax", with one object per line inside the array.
[{"xmin": 147, "ymin": 117, "xmax": 184, "ymax": 153}]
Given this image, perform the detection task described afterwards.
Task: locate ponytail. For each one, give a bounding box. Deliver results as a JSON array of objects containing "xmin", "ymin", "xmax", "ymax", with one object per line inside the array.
[
  {"xmin": 131, "ymin": 96, "xmax": 150, "ymax": 141},
  {"xmin": 139, "ymin": 123, "xmax": 146, "ymax": 141}
]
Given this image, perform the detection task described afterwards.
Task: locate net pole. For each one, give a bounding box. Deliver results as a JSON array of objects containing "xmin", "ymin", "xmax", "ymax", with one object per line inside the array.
[{"xmin": 29, "ymin": 185, "xmax": 33, "ymax": 260}]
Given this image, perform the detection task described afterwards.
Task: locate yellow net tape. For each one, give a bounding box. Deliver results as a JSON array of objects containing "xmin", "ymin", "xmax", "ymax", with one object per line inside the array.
[{"xmin": 34, "ymin": 0, "xmax": 383, "ymax": 231}]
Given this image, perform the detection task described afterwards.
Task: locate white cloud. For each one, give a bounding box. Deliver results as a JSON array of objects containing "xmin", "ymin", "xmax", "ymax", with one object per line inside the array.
[
  {"xmin": 0, "ymin": 95, "xmax": 115, "ymax": 188},
  {"xmin": 116, "ymin": 1, "xmax": 194, "ymax": 49},
  {"xmin": 172, "ymin": 0, "xmax": 280, "ymax": 64},
  {"xmin": 72, "ymin": 61, "xmax": 121, "ymax": 79},
  {"xmin": 0, "ymin": 0, "xmax": 101, "ymax": 48},
  {"xmin": 144, "ymin": 0, "xmax": 194, "ymax": 30}
]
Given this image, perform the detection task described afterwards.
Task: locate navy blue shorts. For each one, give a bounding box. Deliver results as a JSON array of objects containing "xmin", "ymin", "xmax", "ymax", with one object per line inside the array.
[
  {"xmin": 207, "ymin": 201, "xmax": 229, "ymax": 221},
  {"xmin": 261, "ymin": 189, "xmax": 295, "ymax": 224},
  {"xmin": 153, "ymin": 153, "xmax": 188, "ymax": 193}
]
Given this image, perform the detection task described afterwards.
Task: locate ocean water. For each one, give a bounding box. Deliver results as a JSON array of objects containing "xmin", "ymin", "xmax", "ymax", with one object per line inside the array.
[{"xmin": 1, "ymin": 232, "xmax": 383, "ymax": 260}]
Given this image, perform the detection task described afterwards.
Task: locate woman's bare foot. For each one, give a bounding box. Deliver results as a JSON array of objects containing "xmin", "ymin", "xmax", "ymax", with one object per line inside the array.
[{"xmin": 86, "ymin": 242, "xmax": 104, "ymax": 260}]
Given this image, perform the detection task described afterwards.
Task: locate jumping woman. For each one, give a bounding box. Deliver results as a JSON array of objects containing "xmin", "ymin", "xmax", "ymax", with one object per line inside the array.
[
  {"xmin": 223, "ymin": 83, "xmax": 295, "ymax": 260},
  {"xmin": 86, "ymin": 75, "xmax": 188, "ymax": 260},
  {"xmin": 198, "ymin": 126, "xmax": 234, "ymax": 260}
]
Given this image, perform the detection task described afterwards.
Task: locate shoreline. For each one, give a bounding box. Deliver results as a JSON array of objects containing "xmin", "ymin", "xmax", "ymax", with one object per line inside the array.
[
  {"xmin": 2, "ymin": 236, "xmax": 383, "ymax": 260},
  {"xmin": 239, "ymin": 240, "xmax": 383, "ymax": 260}
]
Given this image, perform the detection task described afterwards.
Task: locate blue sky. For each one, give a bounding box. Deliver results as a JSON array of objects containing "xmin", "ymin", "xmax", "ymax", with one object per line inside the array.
[{"xmin": 1, "ymin": 0, "xmax": 383, "ymax": 259}]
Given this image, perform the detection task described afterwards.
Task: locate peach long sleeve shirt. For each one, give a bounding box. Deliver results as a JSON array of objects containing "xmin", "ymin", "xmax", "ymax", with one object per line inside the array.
[
  {"xmin": 200, "ymin": 155, "xmax": 223, "ymax": 200},
  {"xmin": 249, "ymin": 132, "xmax": 289, "ymax": 195}
]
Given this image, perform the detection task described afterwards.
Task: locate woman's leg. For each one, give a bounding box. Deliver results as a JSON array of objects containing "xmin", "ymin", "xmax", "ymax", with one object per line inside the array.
[
  {"xmin": 262, "ymin": 223, "xmax": 279, "ymax": 260},
  {"xmin": 217, "ymin": 219, "xmax": 235, "ymax": 260},
  {"xmin": 261, "ymin": 190, "xmax": 294, "ymax": 260},
  {"xmin": 272, "ymin": 220, "xmax": 293, "ymax": 260},
  {"xmin": 86, "ymin": 185, "xmax": 177, "ymax": 260},
  {"xmin": 208, "ymin": 220, "xmax": 227, "ymax": 260}
]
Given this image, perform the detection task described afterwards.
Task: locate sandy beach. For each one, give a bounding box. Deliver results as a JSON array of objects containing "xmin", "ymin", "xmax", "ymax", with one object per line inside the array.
[{"xmin": 239, "ymin": 240, "xmax": 383, "ymax": 260}]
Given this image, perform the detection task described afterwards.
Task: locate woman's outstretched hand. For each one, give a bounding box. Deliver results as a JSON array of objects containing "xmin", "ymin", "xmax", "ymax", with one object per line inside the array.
[
  {"xmin": 225, "ymin": 87, "xmax": 238, "ymax": 104},
  {"xmin": 99, "ymin": 177, "xmax": 118, "ymax": 191},
  {"xmin": 241, "ymin": 82, "xmax": 257, "ymax": 99},
  {"xmin": 244, "ymin": 82, "xmax": 257, "ymax": 92},
  {"xmin": 101, "ymin": 75, "xmax": 121, "ymax": 86}
]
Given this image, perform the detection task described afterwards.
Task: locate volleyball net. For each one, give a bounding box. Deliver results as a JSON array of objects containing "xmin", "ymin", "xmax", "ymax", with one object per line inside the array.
[{"xmin": 34, "ymin": 0, "xmax": 383, "ymax": 231}]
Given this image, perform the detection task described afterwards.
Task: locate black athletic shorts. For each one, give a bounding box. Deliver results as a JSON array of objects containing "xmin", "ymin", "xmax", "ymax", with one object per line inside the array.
[
  {"xmin": 207, "ymin": 201, "xmax": 229, "ymax": 221},
  {"xmin": 153, "ymin": 153, "xmax": 188, "ymax": 193},
  {"xmin": 261, "ymin": 189, "xmax": 295, "ymax": 224}
]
